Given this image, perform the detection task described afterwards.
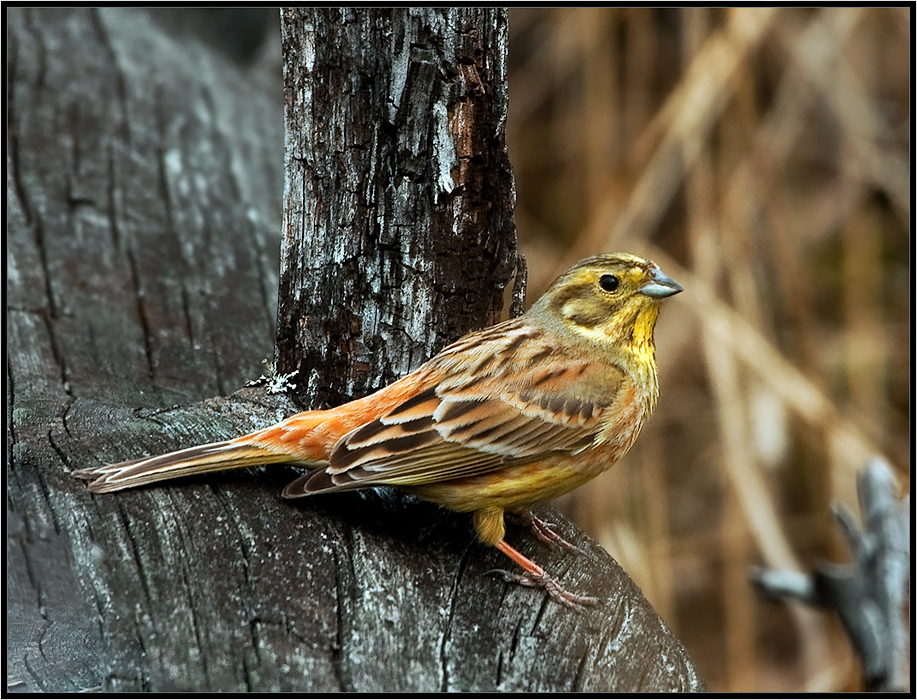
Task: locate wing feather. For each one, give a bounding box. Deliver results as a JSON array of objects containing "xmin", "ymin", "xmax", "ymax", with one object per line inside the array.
[{"xmin": 286, "ymin": 319, "xmax": 626, "ymax": 497}]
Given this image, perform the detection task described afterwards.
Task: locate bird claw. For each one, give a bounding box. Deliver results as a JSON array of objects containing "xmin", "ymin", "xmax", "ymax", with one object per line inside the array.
[
  {"xmin": 510, "ymin": 512, "xmax": 585, "ymax": 555},
  {"xmin": 486, "ymin": 568, "xmax": 599, "ymax": 609}
]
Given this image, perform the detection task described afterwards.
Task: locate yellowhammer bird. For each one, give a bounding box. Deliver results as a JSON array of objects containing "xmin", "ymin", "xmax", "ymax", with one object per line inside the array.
[{"xmin": 75, "ymin": 253, "xmax": 681, "ymax": 607}]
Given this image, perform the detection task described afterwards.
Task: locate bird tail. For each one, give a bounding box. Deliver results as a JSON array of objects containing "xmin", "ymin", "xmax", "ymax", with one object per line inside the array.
[{"xmin": 72, "ymin": 439, "xmax": 303, "ymax": 494}]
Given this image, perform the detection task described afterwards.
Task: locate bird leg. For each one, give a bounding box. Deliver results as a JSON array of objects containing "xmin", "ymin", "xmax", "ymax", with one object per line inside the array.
[
  {"xmin": 488, "ymin": 539, "xmax": 598, "ymax": 609},
  {"xmin": 507, "ymin": 509, "xmax": 585, "ymax": 555}
]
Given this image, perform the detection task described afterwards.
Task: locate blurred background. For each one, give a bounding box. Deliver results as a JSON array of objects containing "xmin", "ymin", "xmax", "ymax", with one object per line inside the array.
[{"xmin": 505, "ymin": 7, "xmax": 910, "ymax": 693}]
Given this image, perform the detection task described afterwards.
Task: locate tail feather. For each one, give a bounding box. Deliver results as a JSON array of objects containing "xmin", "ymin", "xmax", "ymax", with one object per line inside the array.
[{"xmin": 73, "ymin": 440, "xmax": 306, "ymax": 494}]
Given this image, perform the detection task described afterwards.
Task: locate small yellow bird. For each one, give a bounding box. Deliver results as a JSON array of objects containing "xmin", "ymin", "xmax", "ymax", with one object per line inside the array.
[{"xmin": 75, "ymin": 253, "xmax": 682, "ymax": 607}]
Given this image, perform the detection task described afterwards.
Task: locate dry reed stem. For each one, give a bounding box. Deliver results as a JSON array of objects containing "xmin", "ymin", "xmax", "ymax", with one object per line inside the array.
[
  {"xmin": 648, "ymin": 249, "xmax": 896, "ymax": 482},
  {"xmin": 687, "ymin": 122, "xmax": 758, "ymax": 695},
  {"xmin": 607, "ymin": 8, "xmax": 779, "ymax": 251},
  {"xmin": 776, "ymin": 8, "xmax": 909, "ymax": 220}
]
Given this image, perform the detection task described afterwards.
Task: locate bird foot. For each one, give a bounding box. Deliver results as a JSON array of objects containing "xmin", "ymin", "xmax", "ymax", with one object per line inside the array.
[
  {"xmin": 508, "ymin": 511, "xmax": 585, "ymax": 555},
  {"xmin": 487, "ymin": 568, "xmax": 599, "ymax": 609}
]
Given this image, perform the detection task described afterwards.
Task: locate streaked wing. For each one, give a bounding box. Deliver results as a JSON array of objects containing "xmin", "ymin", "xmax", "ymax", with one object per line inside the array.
[{"xmin": 285, "ymin": 319, "xmax": 625, "ymax": 496}]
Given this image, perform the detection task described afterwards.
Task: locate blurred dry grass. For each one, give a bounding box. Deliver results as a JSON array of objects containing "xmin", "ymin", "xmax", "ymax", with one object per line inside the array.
[{"xmin": 506, "ymin": 7, "xmax": 910, "ymax": 693}]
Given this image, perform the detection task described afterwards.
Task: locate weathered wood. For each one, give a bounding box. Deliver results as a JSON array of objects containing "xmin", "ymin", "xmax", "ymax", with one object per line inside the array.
[
  {"xmin": 277, "ymin": 8, "xmax": 518, "ymax": 409},
  {"xmin": 7, "ymin": 7, "xmax": 286, "ymax": 691},
  {"xmin": 7, "ymin": 7, "xmax": 706, "ymax": 693},
  {"xmin": 752, "ymin": 459, "xmax": 909, "ymax": 693}
]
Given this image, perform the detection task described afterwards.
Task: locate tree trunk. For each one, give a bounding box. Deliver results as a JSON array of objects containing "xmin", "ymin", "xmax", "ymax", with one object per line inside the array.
[
  {"xmin": 277, "ymin": 8, "xmax": 518, "ymax": 408},
  {"xmin": 7, "ymin": 8, "xmax": 706, "ymax": 693}
]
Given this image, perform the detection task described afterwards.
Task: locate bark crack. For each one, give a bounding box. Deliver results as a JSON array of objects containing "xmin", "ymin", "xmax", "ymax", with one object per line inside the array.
[
  {"xmin": 6, "ymin": 31, "xmax": 34, "ymax": 230},
  {"xmin": 32, "ymin": 213, "xmax": 62, "ymax": 336},
  {"xmin": 90, "ymin": 8, "xmax": 130, "ymax": 146},
  {"xmin": 179, "ymin": 281, "xmax": 196, "ymax": 352},
  {"xmin": 105, "ymin": 145, "xmax": 123, "ymax": 252},
  {"xmin": 330, "ymin": 520, "xmax": 358, "ymax": 692},
  {"xmin": 530, "ymin": 584, "xmax": 551, "ymax": 633},
  {"xmin": 213, "ymin": 485, "xmax": 255, "ymax": 587},
  {"xmin": 331, "ymin": 554, "xmax": 347, "ymax": 692},
  {"xmin": 438, "ymin": 540, "xmax": 474, "ymax": 692},
  {"xmin": 245, "ymin": 619, "xmax": 261, "ymax": 691},
  {"xmin": 572, "ymin": 644, "xmax": 591, "ymax": 691},
  {"xmin": 47, "ymin": 424, "xmax": 74, "ymax": 471},
  {"xmin": 114, "ymin": 501, "xmax": 157, "ymax": 620},
  {"xmin": 125, "ymin": 248, "xmax": 157, "ymax": 385},
  {"xmin": 175, "ymin": 517, "xmax": 212, "ymax": 687}
]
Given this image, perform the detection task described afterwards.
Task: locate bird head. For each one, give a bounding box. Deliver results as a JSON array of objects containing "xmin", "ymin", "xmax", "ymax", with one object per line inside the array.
[{"xmin": 529, "ymin": 253, "xmax": 682, "ymax": 357}]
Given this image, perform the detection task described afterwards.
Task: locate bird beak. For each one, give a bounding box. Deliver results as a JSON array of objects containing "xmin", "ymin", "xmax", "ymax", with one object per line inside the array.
[{"xmin": 640, "ymin": 267, "xmax": 683, "ymax": 299}]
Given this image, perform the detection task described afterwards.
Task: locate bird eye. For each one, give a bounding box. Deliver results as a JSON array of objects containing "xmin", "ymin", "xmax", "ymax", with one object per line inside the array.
[{"xmin": 599, "ymin": 274, "xmax": 619, "ymax": 292}]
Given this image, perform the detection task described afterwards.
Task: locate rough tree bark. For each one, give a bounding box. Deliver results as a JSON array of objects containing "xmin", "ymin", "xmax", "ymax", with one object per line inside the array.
[
  {"xmin": 7, "ymin": 8, "xmax": 706, "ymax": 693},
  {"xmin": 278, "ymin": 9, "xmax": 518, "ymax": 409}
]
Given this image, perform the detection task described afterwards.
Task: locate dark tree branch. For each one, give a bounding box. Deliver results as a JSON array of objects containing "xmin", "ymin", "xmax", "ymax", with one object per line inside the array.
[{"xmin": 752, "ymin": 458, "xmax": 909, "ymax": 692}]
